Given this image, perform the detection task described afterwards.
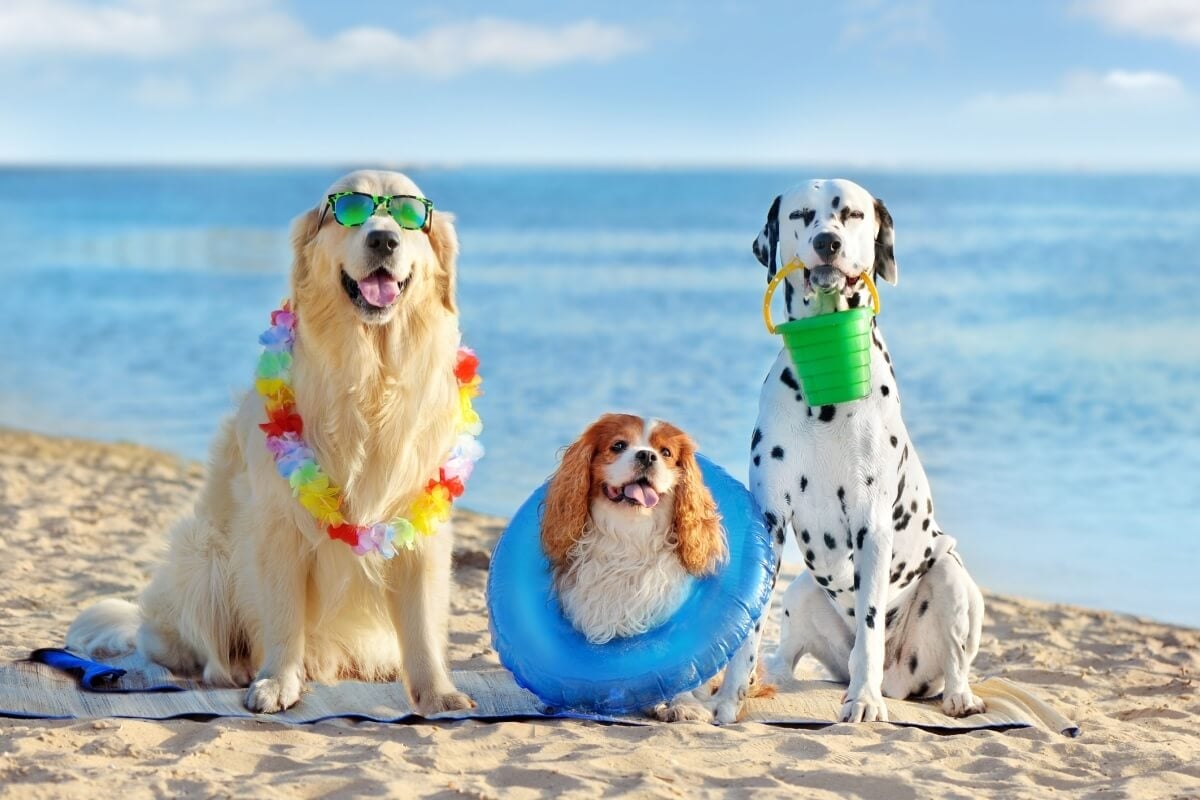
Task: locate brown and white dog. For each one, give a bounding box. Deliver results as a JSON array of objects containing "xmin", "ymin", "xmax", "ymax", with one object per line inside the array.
[
  {"xmin": 541, "ymin": 413, "xmax": 740, "ymax": 721},
  {"xmin": 67, "ymin": 170, "xmax": 475, "ymax": 716}
]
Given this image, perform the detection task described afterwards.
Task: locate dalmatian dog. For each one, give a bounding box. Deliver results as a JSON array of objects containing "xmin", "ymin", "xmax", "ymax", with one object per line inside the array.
[{"xmin": 708, "ymin": 178, "xmax": 986, "ymax": 724}]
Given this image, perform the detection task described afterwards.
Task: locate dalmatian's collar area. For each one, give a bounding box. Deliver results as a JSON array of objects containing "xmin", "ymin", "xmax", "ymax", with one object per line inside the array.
[{"xmin": 703, "ymin": 179, "xmax": 987, "ymax": 726}]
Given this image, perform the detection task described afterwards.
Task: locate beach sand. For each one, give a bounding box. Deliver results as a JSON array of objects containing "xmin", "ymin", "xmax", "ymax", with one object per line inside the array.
[{"xmin": 0, "ymin": 428, "xmax": 1196, "ymax": 798}]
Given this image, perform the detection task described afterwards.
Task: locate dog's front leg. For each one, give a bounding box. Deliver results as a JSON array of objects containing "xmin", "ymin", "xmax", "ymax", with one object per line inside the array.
[
  {"xmin": 393, "ymin": 525, "xmax": 475, "ymax": 715},
  {"xmin": 708, "ymin": 479, "xmax": 789, "ymax": 724},
  {"xmin": 842, "ymin": 509, "xmax": 893, "ymax": 723},
  {"xmin": 244, "ymin": 520, "xmax": 309, "ymax": 713}
]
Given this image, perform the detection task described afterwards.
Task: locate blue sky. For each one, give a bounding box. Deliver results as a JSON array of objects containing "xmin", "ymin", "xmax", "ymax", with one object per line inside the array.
[{"xmin": 1, "ymin": 0, "xmax": 1198, "ymax": 167}]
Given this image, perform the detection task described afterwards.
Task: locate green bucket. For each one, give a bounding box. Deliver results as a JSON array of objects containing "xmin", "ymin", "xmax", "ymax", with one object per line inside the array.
[{"xmin": 763, "ymin": 260, "xmax": 881, "ymax": 406}]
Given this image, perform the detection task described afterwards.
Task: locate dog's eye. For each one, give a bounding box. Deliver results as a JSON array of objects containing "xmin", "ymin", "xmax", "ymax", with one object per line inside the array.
[
  {"xmin": 660, "ymin": 447, "xmax": 672, "ymax": 459},
  {"xmin": 848, "ymin": 210, "xmax": 865, "ymax": 220},
  {"xmin": 611, "ymin": 441, "xmax": 627, "ymax": 453}
]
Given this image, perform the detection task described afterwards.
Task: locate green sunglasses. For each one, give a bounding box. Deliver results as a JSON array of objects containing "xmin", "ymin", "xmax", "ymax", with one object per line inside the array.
[{"xmin": 324, "ymin": 192, "xmax": 434, "ymax": 231}]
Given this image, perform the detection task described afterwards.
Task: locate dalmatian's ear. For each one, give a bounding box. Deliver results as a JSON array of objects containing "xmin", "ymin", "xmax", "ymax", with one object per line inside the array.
[
  {"xmin": 873, "ymin": 198, "xmax": 898, "ymax": 285},
  {"xmin": 752, "ymin": 195, "xmax": 782, "ymax": 278}
]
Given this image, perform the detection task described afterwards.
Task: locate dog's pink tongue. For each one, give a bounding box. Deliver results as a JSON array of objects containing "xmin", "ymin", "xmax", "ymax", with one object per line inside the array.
[
  {"xmin": 357, "ymin": 273, "xmax": 400, "ymax": 307},
  {"xmin": 623, "ymin": 482, "xmax": 659, "ymax": 508}
]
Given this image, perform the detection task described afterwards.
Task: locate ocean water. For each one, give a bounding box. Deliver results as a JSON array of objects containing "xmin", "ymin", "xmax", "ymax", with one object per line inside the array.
[{"xmin": 0, "ymin": 167, "xmax": 1197, "ymax": 627}]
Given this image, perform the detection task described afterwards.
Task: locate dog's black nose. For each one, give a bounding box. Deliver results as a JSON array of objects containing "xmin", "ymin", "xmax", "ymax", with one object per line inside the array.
[
  {"xmin": 813, "ymin": 232, "xmax": 842, "ymax": 261},
  {"xmin": 366, "ymin": 229, "xmax": 400, "ymax": 252},
  {"xmin": 635, "ymin": 450, "xmax": 657, "ymax": 466}
]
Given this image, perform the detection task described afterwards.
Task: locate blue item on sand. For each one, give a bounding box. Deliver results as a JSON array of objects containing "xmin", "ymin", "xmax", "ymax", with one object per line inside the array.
[{"xmin": 487, "ymin": 455, "xmax": 774, "ymax": 715}]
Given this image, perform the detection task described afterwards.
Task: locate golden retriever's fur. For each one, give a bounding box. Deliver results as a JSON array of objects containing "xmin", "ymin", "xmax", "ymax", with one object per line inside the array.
[{"xmin": 68, "ymin": 170, "xmax": 475, "ymax": 714}]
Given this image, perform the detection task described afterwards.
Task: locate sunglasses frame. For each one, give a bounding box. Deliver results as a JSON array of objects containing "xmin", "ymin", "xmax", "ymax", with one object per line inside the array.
[{"xmin": 324, "ymin": 191, "xmax": 434, "ymax": 232}]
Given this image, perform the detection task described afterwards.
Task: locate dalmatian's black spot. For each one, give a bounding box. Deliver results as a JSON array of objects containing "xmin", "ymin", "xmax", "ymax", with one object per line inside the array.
[
  {"xmin": 784, "ymin": 492, "xmax": 791, "ymax": 505},
  {"xmin": 922, "ymin": 519, "xmax": 930, "ymax": 531},
  {"xmin": 886, "ymin": 607, "xmax": 898, "ymax": 627},
  {"xmin": 776, "ymin": 529, "xmax": 786, "ymax": 545},
  {"xmin": 909, "ymin": 653, "xmax": 919, "ymax": 674},
  {"xmin": 780, "ymin": 368, "xmax": 799, "ymax": 391},
  {"xmin": 796, "ymin": 394, "xmax": 803, "ymax": 402},
  {"xmin": 837, "ymin": 486, "xmax": 847, "ymax": 514},
  {"xmin": 800, "ymin": 475, "xmax": 808, "ymax": 492},
  {"xmin": 910, "ymin": 500, "xmax": 918, "ymax": 513},
  {"xmin": 853, "ymin": 571, "xmax": 860, "ymax": 591},
  {"xmin": 784, "ymin": 609, "xmax": 790, "ymax": 617},
  {"xmin": 847, "ymin": 293, "xmax": 861, "ymax": 308},
  {"xmin": 818, "ymin": 405, "xmax": 836, "ymax": 422},
  {"xmin": 900, "ymin": 443, "xmax": 909, "ymax": 466},
  {"xmin": 892, "ymin": 505, "xmax": 904, "ymax": 521},
  {"xmin": 881, "ymin": 385, "xmax": 890, "ymax": 396},
  {"xmin": 755, "ymin": 622, "xmax": 761, "ymax": 632},
  {"xmin": 771, "ymin": 446, "xmax": 784, "ymax": 460},
  {"xmin": 927, "ymin": 498, "xmax": 933, "ymax": 514},
  {"xmin": 895, "ymin": 474, "xmax": 906, "ymax": 505},
  {"xmin": 805, "ymin": 549, "xmax": 815, "ymax": 564},
  {"xmin": 826, "ymin": 588, "xmax": 836, "ymax": 598},
  {"xmin": 848, "ymin": 608, "xmax": 855, "ymax": 617},
  {"xmin": 890, "ymin": 435, "xmax": 898, "ymax": 447},
  {"xmin": 824, "ymin": 532, "xmax": 837, "ymax": 549},
  {"xmin": 845, "ymin": 530, "xmax": 853, "ymax": 549},
  {"xmin": 924, "ymin": 547, "xmax": 932, "ymax": 558},
  {"xmin": 856, "ymin": 527, "xmax": 866, "ymax": 550},
  {"xmin": 914, "ymin": 682, "xmax": 930, "ymax": 698},
  {"xmin": 753, "ymin": 455, "xmax": 760, "ymax": 467},
  {"xmin": 784, "ymin": 278, "xmax": 794, "ymax": 315},
  {"xmin": 895, "ymin": 513, "xmax": 912, "ymax": 531},
  {"xmin": 764, "ymin": 511, "xmax": 778, "ymax": 529},
  {"xmin": 751, "ymin": 428, "xmax": 763, "ymax": 450},
  {"xmin": 806, "ymin": 406, "xmax": 813, "ymax": 417},
  {"xmin": 815, "ymin": 575, "xmax": 829, "ymax": 587},
  {"xmin": 866, "ymin": 476, "xmax": 874, "ymax": 486},
  {"xmin": 918, "ymin": 599, "xmax": 929, "ymax": 617},
  {"xmin": 831, "ymin": 195, "xmax": 840, "ymax": 209},
  {"xmin": 865, "ymin": 606, "xmax": 877, "ymax": 629},
  {"xmin": 800, "ymin": 529, "xmax": 810, "ymax": 543}
]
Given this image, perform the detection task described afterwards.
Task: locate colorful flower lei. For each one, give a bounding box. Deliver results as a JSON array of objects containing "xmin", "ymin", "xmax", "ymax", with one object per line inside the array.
[{"xmin": 255, "ymin": 302, "xmax": 483, "ymax": 558}]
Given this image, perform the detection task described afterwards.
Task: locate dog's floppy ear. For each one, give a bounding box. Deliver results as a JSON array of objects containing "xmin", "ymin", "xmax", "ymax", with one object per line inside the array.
[
  {"xmin": 541, "ymin": 434, "xmax": 595, "ymax": 573},
  {"xmin": 672, "ymin": 437, "xmax": 726, "ymax": 577},
  {"xmin": 752, "ymin": 194, "xmax": 782, "ymax": 279},
  {"xmin": 428, "ymin": 211, "xmax": 459, "ymax": 314},
  {"xmin": 873, "ymin": 198, "xmax": 898, "ymax": 286},
  {"xmin": 288, "ymin": 206, "xmax": 321, "ymax": 299}
]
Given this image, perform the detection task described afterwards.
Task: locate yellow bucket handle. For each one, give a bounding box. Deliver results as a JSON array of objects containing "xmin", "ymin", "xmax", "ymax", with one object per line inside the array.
[{"xmin": 762, "ymin": 259, "xmax": 881, "ymax": 334}]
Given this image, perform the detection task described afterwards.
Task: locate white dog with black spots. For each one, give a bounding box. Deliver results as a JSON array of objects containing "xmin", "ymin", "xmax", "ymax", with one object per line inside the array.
[{"xmin": 707, "ymin": 178, "xmax": 986, "ymax": 724}]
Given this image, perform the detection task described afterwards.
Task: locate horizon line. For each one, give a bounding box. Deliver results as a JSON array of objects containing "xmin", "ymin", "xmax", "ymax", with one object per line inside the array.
[{"xmin": 3, "ymin": 158, "xmax": 1200, "ymax": 175}]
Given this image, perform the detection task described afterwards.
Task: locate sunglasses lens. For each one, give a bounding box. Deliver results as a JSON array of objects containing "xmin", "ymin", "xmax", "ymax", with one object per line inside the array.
[
  {"xmin": 388, "ymin": 196, "xmax": 429, "ymax": 230},
  {"xmin": 332, "ymin": 193, "xmax": 375, "ymax": 226}
]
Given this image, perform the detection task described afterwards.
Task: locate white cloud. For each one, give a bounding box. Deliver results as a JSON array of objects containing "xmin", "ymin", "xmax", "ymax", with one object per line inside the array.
[
  {"xmin": 1074, "ymin": 0, "xmax": 1200, "ymax": 46},
  {"xmin": 0, "ymin": 1, "xmax": 643, "ymax": 102},
  {"xmin": 131, "ymin": 76, "xmax": 194, "ymax": 108},
  {"xmin": 966, "ymin": 69, "xmax": 1188, "ymax": 113}
]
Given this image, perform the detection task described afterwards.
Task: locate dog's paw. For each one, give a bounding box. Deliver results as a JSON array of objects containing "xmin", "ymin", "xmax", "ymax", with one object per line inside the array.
[
  {"xmin": 840, "ymin": 689, "xmax": 889, "ymax": 723},
  {"xmin": 652, "ymin": 701, "xmax": 714, "ymax": 724},
  {"xmin": 245, "ymin": 673, "xmax": 303, "ymax": 713},
  {"xmin": 943, "ymin": 690, "xmax": 986, "ymax": 717},
  {"xmin": 415, "ymin": 689, "xmax": 476, "ymax": 716}
]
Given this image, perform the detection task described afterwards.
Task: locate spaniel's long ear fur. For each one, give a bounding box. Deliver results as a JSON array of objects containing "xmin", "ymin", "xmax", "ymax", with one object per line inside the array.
[
  {"xmin": 672, "ymin": 441, "xmax": 726, "ymax": 576},
  {"xmin": 541, "ymin": 435, "xmax": 595, "ymax": 573},
  {"xmin": 428, "ymin": 211, "xmax": 458, "ymax": 314}
]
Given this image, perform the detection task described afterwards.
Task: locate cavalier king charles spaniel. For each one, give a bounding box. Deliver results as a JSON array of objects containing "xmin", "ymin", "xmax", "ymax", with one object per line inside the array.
[{"xmin": 541, "ymin": 413, "xmax": 726, "ymax": 645}]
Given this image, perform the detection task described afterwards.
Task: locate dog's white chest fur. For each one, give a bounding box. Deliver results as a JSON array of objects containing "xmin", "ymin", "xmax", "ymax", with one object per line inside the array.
[
  {"xmin": 556, "ymin": 503, "xmax": 691, "ymax": 645},
  {"xmin": 752, "ymin": 326, "xmax": 957, "ymax": 615}
]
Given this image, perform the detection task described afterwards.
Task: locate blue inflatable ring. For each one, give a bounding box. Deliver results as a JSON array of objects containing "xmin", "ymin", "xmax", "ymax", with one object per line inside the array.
[{"xmin": 488, "ymin": 455, "xmax": 774, "ymax": 715}]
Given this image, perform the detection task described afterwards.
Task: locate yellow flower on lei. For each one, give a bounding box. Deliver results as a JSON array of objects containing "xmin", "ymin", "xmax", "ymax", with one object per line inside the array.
[
  {"xmin": 297, "ymin": 475, "xmax": 344, "ymax": 526},
  {"xmin": 410, "ymin": 484, "xmax": 452, "ymax": 537}
]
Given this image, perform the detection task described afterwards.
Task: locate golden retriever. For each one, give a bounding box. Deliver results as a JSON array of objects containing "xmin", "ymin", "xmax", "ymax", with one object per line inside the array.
[{"xmin": 67, "ymin": 169, "xmax": 475, "ymax": 714}]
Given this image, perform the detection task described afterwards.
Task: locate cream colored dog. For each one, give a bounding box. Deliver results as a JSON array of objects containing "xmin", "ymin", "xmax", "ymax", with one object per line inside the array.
[{"xmin": 67, "ymin": 170, "xmax": 475, "ymax": 715}]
